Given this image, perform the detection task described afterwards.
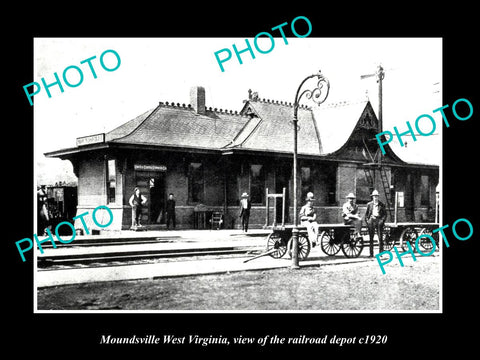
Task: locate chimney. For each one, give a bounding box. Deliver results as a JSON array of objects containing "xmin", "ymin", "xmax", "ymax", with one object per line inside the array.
[{"xmin": 190, "ymin": 86, "xmax": 206, "ymax": 114}]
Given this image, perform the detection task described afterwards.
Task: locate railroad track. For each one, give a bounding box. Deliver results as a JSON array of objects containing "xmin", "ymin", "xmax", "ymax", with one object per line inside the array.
[
  {"xmin": 37, "ymin": 235, "xmax": 183, "ymax": 248},
  {"xmin": 37, "ymin": 245, "xmax": 263, "ymax": 269}
]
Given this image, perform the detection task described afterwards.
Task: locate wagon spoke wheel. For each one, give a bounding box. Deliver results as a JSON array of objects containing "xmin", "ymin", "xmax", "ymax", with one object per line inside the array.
[
  {"xmin": 320, "ymin": 229, "xmax": 341, "ymax": 256},
  {"xmin": 382, "ymin": 227, "xmax": 395, "ymax": 251},
  {"xmin": 266, "ymin": 232, "xmax": 287, "ymax": 259},
  {"xmin": 400, "ymin": 227, "xmax": 418, "ymax": 252},
  {"xmin": 287, "ymin": 234, "xmax": 311, "ymax": 260},
  {"xmin": 418, "ymin": 227, "xmax": 439, "ymax": 253},
  {"xmin": 341, "ymin": 231, "xmax": 364, "ymax": 258}
]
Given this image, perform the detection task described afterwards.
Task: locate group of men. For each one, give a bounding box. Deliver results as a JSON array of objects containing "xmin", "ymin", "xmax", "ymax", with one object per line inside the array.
[
  {"xmin": 300, "ymin": 190, "xmax": 387, "ymax": 257},
  {"xmin": 128, "ymin": 187, "xmax": 252, "ymax": 232},
  {"xmin": 129, "ymin": 188, "xmax": 176, "ymax": 230},
  {"xmin": 128, "ymin": 187, "xmax": 387, "ymax": 256}
]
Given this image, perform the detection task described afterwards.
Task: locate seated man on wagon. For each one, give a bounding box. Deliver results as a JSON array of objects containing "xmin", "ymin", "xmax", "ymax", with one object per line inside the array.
[
  {"xmin": 342, "ymin": 193, "xmax": 363, "ymax": 239},
  {"xmin": 299, "ymin": 192, "xmax": 320, "ymax": 246}
]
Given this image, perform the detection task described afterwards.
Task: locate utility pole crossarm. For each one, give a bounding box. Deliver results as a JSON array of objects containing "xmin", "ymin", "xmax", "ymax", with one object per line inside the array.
[{"xmin": 360, "ymin": 73, "xmax": 376, "ymax": 80}]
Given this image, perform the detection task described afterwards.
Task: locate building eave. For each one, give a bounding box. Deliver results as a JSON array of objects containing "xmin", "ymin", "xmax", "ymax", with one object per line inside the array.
[
  {"xmin": 46, "ymin": 140, "xmax": 438, "ymax": 171},
  {"xmin": 44, "ymin": 143, "xmax": 110, "ymax": 159},
  {"xmin": 45, "ymin": 141, "xmax": 222, "ymax": 159},
  {"xmin": 109, "ymin": 141, "xmax": 221, "ymax": 155}
]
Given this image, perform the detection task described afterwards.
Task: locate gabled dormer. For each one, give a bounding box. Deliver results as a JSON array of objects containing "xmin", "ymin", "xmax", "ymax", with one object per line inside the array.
[{"xmin": 322, "ymin": 101, "xmax": 404, "ymax": 164}]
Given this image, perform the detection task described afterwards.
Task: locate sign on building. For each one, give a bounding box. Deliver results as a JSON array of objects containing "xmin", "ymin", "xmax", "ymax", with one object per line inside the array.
[
  {"xmin": 76, "ymin": 133, "xmax": 105, "ymax": 147},
  {"xmin": 134, "ymin": 164, "xmax": 167, "ymax": 172}
]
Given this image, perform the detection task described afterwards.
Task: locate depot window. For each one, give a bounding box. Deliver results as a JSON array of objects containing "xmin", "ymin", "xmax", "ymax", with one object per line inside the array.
[
  {"xmin": 107, "ymin": 159, "xmax": 116, "ymax": 204},
  {"xmin": 188, "ymin": 162, "xmax": 204, "ymax": 203},
  {"xmin": 420, "ymin": 174, "xmax": 430, "ymax": 206},
  {"xmin": 323, "ymin": 163, "xmax": 337, "ymax": 205},
  {"xmin": 301, "ymin": 167, "xmax": 312, "ymax": 201},
  {"xmin": 250, "ymin": 164, "xmax": 265, "ymax": 205},
  {"xmin": 356, "ymin": 168, "xmax": 372, "ymax": 204}
]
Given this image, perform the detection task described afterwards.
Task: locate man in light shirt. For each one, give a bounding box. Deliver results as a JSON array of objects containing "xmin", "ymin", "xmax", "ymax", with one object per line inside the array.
[
  {"xmin": 299, "ymin": 192, "xmax": 319, "ymax": 245},
  {"xmin": 342, "ymin": 192, "xmax": 363, "ymax": 239},
  {"xmin": 239, "ymin": 192, "xmax": 251, "ymax": 232},
  {"xmin": 365, "ymin": 189, "xmax": 387, "ymax": 257}
]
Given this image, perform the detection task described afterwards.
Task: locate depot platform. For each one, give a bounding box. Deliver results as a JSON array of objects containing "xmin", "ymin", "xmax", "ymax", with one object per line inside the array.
[
  {"xmin": 39, "ymin": 228, "xmax": 271, "ymax": 245},
  {"xmin": 35, "ymin": 229, "xmax": 375, "ymax": 287},
  {"xmin": 36, "ymin": 229, "xmax": 268, "ymax": 267}
]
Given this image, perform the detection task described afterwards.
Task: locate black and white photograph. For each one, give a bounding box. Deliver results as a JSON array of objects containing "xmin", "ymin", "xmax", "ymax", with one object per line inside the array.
[
  {"xmin": 7, "ymin": 7, "xmax": 479, "ymax": 356},
  {"xmin": 33, "ymin": 37, "xmax": 442, "ymax": 312}
]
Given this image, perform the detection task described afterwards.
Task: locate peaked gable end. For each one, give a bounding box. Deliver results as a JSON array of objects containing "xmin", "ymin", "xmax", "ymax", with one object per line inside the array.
[{"xmin": 327, "ymin": 102, "xmax": 404, "ymax": 164}]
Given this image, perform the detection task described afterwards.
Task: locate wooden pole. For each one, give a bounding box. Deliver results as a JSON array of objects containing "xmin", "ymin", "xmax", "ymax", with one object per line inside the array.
[
  {"xmin": 378, "ymin": 65, "xmax": 383, "ymax": 133},
  {"xmin": 394, "ymin": 191, "xmax": 398, "ymax": 225},
  {"xmin": 273, "ymin": 196, "xmax": 277, "ymax": 228},
  {"xmin": 264, "ymin": 188, "xmax": 269, "ymax": 228}
]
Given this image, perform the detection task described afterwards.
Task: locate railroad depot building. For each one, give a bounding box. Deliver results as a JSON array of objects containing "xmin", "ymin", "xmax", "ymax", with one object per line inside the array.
[{"xmin": 45, "ymin": 86, "xmax": 439, "ymax": 232}]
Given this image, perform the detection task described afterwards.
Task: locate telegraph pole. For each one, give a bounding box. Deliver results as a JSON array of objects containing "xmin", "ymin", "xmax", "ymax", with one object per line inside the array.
[
  {"xmin": 360, "ymin": 64, "xmax": 385, "ymax": 133},
  {"xmin": 377, "ymin": 65, "xmax": 384, "ymax": 133}
]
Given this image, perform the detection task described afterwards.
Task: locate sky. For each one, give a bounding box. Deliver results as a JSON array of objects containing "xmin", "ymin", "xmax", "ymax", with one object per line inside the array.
[{"xmin": 34, "ymin": 37, "xmax": 442, "ymax": 185}]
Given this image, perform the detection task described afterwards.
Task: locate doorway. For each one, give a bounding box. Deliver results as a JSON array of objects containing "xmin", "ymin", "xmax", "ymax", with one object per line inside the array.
[
  {"xmin": 405, "ymin": 173, "xmax": 415, "ymax": 222},
  {"xmin": 135, "ymin": 171, "xmax": 166, "ymax": 224}
]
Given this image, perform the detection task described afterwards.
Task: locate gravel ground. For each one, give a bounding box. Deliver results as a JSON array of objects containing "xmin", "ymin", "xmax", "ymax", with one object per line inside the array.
[{"xmin": 37, "ymin": 254, "xmax": 440, "ymax": 311}]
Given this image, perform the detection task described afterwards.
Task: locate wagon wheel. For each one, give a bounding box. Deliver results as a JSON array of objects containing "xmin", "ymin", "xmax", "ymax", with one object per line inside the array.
[
  {"xmin": 400, "ymin": 227, "xmax": 418, "ymax": 252},
  {"xmin": 320, "ymin": 229, "xmax": 341, "ymax": 256},
  {"xmin": 418, "ymin": 227, "xmax": 439, "ymax": 253},
  {"xmin": 266, "ymin": 232, "xmax": 287, "ymax": 259},
  {"xmin": 382, "ymin": 227, "xmax": 395, "ymax": 251},
  {"xmin": 341, "ymin": 231, "xmax": 364, "ymax": 258},
  {"xmin": 287, "ymin": 234, "xmax": 311, "ymax": 260}
]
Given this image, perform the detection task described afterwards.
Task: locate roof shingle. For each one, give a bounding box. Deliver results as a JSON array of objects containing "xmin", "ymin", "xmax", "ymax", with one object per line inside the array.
[
  {"xmin": 231, "ymin": 100, "xmax": 322, "ymax": 155},
  {"xmin": 109, "ymin": 104, "xmax": 251, "ymax": 150},
  {"xmin": 104, "ymin": 98, "xmax": 379, "ymax": 158}
]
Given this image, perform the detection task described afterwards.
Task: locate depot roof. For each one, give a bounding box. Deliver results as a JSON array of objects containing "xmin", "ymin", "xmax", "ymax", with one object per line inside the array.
[
  {"xmin": 44, "ymin": 90, "xmax": 437, "ymax": 169},
  {"xmin": 108, "ymin": 103, "xmax": 250, "ymax": 150}
]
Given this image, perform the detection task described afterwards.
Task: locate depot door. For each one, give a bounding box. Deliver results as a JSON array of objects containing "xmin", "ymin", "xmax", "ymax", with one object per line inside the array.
[
  {"xmin": 405, "ymin": 174, "xmax": 415, "ymax": 222},
  {"xmin": 135, "ymin": 171, "xmax": 166, "ymax": 224}
]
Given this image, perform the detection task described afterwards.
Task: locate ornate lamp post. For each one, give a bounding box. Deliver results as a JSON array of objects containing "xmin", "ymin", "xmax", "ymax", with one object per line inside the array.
[{"xmin": 291, "ymin": 71, "xmax": 330, "ymax": 269}]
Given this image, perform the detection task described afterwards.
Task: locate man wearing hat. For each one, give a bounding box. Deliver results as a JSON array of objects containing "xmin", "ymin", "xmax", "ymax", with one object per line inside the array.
[
  {"xmin": 239, "ymin": 192, "xmax": 251, "ymax": 232},
  {"xmin": 342, "ymin": 192, "xmax": 363, "ymax": 238},
  {"xmin": 129, "ymin": 187, "xmax": 147, "ymax": 229},
  {"xmin": 365, "ymin": 189, "xmax": 387, "ymax": 257},
  {"xmin": 299, "ymin": 192, "xmax": 319, "ymax": 245}
]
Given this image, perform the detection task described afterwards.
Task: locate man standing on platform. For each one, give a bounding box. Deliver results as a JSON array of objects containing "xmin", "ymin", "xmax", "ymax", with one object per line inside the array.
[
  {"xmin": 129, "ymin": 187, "xmax": 147, "ymax": 229},
  {"xmin": 166, "ymin": 193, "xmax": 176, "ymax": 229},
  {"xmin": 365, "ymin": 189, "xmax": 387, "ymax": 257},
  {"xmin": 239, "ymin": 192, "xmax": 251, "ymax": 232}
]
